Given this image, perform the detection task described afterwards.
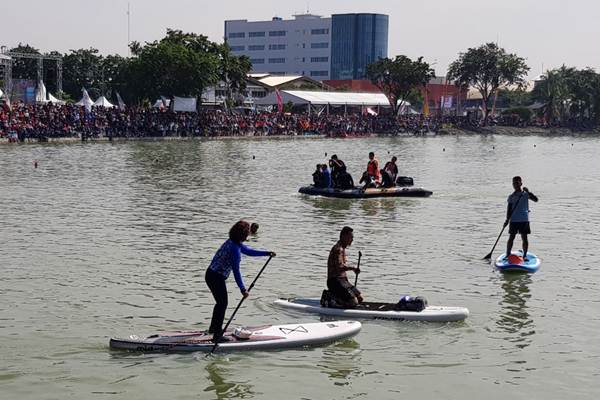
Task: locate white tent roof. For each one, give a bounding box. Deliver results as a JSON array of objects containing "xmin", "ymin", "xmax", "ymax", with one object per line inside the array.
[
  {"xmin": 0, "ymin": 88, "xmax": 3, "ymax": 98},
  {"xmin": 256, "ymin": 90, "xmax": 396, "ymax": 106},
  {"xmin": 76, "ymin": 89, "xmax": 94, "ymax": 108},
  {"xmin": 153, "ymin": 98, "xmax": 171, "ymax": 108},
  {"xmin": 48, "ymin": 92, "xmax": 65, "ymax": 105},
  {"xmin": 93, "ymin": 95, "xmax": 114, "ymax": 108}
]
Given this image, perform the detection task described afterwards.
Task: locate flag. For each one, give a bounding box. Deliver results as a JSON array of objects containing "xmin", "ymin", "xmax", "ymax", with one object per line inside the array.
[
  {"xmin": 116, "ymin": 92, "xmax": 126, "ymax": 111},
  {"xmin": 160, "ymin": 96, "xmax": 169, "ymax": 110},
  {"xmin": 366, "ymin": 107, "xmax": 378, "ymax": 116},
  {"xmin": 275, "ymin": 88, "xmax": 283, "ymax": 114},
  {"xmin": 423, "ymin": 89, "xmax": 430, "ymax": 117}
]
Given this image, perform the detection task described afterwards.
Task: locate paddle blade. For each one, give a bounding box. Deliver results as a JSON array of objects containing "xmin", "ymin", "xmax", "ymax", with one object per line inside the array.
[{"xmin": 483, "ymin": 252, "xmax": 492, "ymax": 260}]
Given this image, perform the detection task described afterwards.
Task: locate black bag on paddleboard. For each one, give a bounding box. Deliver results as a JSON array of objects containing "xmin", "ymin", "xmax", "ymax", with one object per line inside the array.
[
  {"xmin": 395, "ymin": 295, "xmax": 427, "ymax": 312},
  {"xmin": 396, "ymin": 176, "xmax": 414, "ymax": 187}
]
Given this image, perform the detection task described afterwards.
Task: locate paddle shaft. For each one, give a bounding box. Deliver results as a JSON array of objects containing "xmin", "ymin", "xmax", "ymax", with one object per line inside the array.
[
  {"xmin": 354, "ymin": 251, "xmax": 362, "ymax": 287},
  {"xmin": 209, "ymin": 255, "xmax": 273, "ymax": 354},
  {"xmin": 484, "ymin": 192, "xmax": 526, "ymax": 259}
]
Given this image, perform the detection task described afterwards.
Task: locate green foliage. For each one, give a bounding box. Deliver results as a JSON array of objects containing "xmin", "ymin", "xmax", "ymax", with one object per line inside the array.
[
  {"xmin": 123, "ymin": 29, "xmax": 250, "ymax": 104},
  {"xmin": 502, "ymin": 107, "xmax": 532, "ymax": 121},
  {"xmin": 367, "ymin": 55, "xmax": 434, "ymax": 113},
  {"xmin": 447, "ymin": 43, "xmax": 529, "ymax": 124},
  {"xmin": 532, "ymin": 66, "xmax": 600, "ymax": 123},
  {"xmin": 62, "ymin": 48, "xmax": 104, "ymax": 98},
  {"xmin": 497, "ymin": 88, "xmax": 533, "ymax": 108}
]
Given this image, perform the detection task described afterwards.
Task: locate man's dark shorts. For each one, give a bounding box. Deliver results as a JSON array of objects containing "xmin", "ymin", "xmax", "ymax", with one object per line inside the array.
[
  {"xmin": 509, "ymin": 221, "xmax": 531, "ymax": 235},
  {"xmin": 327, "ymin": 277, "xmax": 361, "ymax": 302}
]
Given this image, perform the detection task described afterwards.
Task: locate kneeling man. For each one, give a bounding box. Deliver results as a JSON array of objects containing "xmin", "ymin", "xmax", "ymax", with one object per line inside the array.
[{"xmin": 327, "ymin": 226, "xmax": 363, "ymax": 308}]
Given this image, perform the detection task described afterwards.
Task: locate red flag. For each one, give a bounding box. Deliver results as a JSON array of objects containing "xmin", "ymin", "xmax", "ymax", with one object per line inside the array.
[{"xmin": 275, "ymin": 88, "xmax": 283, "ymax": 114}]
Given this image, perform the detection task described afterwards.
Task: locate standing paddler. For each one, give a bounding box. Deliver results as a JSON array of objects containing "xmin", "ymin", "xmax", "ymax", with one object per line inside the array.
[
  {"xmin": 205, "ymin": 220, "xmax": 276, "ymax": 343},
  {"xmin": 504, "ymin": 176, "xmax": 539, "ymax": 261}
]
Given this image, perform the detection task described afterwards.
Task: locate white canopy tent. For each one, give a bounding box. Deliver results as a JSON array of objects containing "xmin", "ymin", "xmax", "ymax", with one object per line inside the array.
[
  {"xmin": 153, "ymin": 98, "xmax": 171, "ymax": 109},
  {"xmin": 93, "ymin": 96, "xmax": 115, "ymax": 108},
  {"xmin": 76, "ymin": 88, "xmax": 94, "ymax": 111},
  {"xmin": 255, "ymin": 90, "xmax": 415, "ymax": 114},
  {"xmin": 48, "ymin": 92, "xmax": 65, "ymax": 105}
]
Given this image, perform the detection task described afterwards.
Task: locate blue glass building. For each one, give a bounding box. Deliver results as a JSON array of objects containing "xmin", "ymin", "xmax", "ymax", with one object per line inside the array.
[{"xmin": 330, "ymin": 13, "xmax": 389, "ymax": 80}]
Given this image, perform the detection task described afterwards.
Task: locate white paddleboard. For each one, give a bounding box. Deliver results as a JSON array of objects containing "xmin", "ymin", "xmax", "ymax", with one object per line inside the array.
[
  {"xmin": 274, "ymin": 298, "xmax": 469, "ymax": 322},
  {"xmin": 109, "ymin": 320, "xmax": 361, "ymax": 353}
]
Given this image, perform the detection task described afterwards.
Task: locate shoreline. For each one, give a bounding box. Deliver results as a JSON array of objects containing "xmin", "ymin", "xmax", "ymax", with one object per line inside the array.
[{"xmin": 2, "ymin": 126, "xmax": 599, "ymax": 145}]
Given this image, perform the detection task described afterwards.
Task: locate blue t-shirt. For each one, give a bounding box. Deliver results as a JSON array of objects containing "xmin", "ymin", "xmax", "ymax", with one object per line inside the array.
[
  {"xmin": 208, "ymin": 239, "xmax": 270, "ymax": 292},
  {"xmin": 322, "ymin": 169, "xmax": 332, "ymax": 188},
  {"xmin": 507, "ymin": 191, "xmax": 531, "ymax": 222}
]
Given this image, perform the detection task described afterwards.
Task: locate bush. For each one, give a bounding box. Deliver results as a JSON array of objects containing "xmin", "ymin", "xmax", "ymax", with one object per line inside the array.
[{"xmin": 502, "ymin": 107, "xmax": 532, "ymax": 121}]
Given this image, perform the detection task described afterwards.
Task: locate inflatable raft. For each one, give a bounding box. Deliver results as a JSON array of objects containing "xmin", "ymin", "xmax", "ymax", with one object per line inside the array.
[
  {"xmin": 109, "ymin": 321, "xmax": 361, "ymax": 353},
  {"xmin": 274, "ymin": 298, "xmax": 469, "ymax": 322},
  {"xmin": 298, "ymin": 185, "xmax": 433, "ymax": 198},
  {"xmin": 495, "ymin": 251, "xmax": 541, "ymax": 273}
]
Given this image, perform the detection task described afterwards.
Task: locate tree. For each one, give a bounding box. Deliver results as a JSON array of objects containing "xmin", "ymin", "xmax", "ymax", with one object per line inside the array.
[
  {"xmin": 531, "ymin": 66, "xmax": 572, "ymax": 124},
  {"xmin": 217, "ymin": 44, "xmax": 252, "ymax": 103},
  {"xmin": 447, "ymin": 42, "xmax": 529, "ymax": 124},
  {"xmin": 62, "ymin": 48, "xmax": 103, "ymax": 98},
  {"xmin": 367, "ymin": 55, "xmax": 435, "ymax": 115},
  {"xmin": 124, "ymin": 29, "xmax": 222, "ymax": 103}
]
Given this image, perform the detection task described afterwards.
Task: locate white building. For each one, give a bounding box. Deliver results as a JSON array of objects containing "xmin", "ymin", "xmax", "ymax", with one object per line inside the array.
[{"xmin": 225, "ymin": 14, "xmax": 332, "ymax": 80}]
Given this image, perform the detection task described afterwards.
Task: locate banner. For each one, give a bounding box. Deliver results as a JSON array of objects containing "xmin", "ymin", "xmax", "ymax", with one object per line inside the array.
[
  {"xmin": 275, "ymin": 89, "xmax": 283, "ymax": 113},
  {"xmin": 172, "ymin": 96, "xmax": 197, "ymax": 112},
  {"xmin": 440, "ymin": 96, "xmax": 453, "ymax": 109}
]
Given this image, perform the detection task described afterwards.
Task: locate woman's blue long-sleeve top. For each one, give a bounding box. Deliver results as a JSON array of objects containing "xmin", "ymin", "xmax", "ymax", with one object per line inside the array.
[{"xmin": 207, "ymin": 239, "xmax": 270, "ymax": 292}]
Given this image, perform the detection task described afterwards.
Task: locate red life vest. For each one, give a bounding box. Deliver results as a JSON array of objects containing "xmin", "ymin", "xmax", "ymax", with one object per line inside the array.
[{"xmin": 367, "ymin": 159, "xmax": 381, "ymax": 181}]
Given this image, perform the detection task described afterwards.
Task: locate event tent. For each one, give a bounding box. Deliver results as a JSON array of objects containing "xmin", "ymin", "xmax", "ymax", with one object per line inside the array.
[
  {"xmin": 93, "ymin": 96, "xmax": 115, "ymax": 108},
  {"xmin": 255, "ymin": 90, "xmax": 392, "ymax": 107},
  {"xmin": 76, "ymin": 89, "xmax": 94, "ymax": 111},
  {"xmin": 48, "ymin": 92, "xmax": 65, "ymax": 105},
  {"xmin": 255, "ymin": 90, "xmax": 415, "ymax": 113}
]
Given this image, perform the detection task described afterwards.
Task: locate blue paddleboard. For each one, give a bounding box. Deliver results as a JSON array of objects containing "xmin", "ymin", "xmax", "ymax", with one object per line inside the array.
[{"xmin": 495, "ymin": 251, "xmax": 541, "ymax": 273}]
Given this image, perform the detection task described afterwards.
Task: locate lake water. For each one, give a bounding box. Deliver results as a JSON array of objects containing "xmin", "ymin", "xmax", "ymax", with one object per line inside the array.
[{"xmin": 1, "ymin": 134, "xmax": 599, "ymax": 399}]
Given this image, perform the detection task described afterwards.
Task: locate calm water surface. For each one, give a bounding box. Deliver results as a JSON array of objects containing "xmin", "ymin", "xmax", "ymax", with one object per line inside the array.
[{"xmin": 1, "ymin": 135, "xmax": 599, "ymax": 399}]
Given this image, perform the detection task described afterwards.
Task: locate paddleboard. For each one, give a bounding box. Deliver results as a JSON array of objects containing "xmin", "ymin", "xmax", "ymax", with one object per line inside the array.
[
  {"xmin": 274, "ymin": 298, "xmax": 469, "ymax": 322},
  {"xmin": 495, "ymin": 251, "xmax": 541, "ymax": 273},
  {"xmin": 109, "ymin": 320, "xmax": 361, "ymax": 353}
]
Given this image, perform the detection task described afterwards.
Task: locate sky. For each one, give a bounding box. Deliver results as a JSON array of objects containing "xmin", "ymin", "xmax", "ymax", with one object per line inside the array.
[{"xmin": 1, "ymin": 0, "xmax": 599, "ymax": 78}]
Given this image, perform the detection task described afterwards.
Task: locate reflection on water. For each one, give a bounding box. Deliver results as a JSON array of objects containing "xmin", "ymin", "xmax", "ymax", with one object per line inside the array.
[
  {"xmin": 204, "ymin": 360, "xmax": 256, "ymax": 400},
  {"xmin": 317, "ymin": 340, "xmax": 362, "ymax": 386},
  {"xmin": 496, "ymin": 273, "xmax": 535, "ymax": 350}
]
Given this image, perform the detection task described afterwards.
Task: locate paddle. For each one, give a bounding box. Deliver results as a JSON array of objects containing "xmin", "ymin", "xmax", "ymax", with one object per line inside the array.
[
  {"xmin": 483, "ymin": 192, "xmax": 525, "ymax": 260},
  {"xmin": 354, "ymin": 251, "xmax": 362, "ymax": 287},
  {"xmin": 209, "ymin": 255, "xmax": 273, "ymax": 354}
]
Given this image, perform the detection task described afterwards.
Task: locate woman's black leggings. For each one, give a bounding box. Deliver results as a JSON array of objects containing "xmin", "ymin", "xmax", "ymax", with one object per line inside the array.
[{"xmin": 205, "ymin": 268, "xmax": 228, "ymax": 337}]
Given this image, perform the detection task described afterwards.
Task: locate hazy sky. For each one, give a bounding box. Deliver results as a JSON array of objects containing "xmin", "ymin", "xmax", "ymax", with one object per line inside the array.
[{"xmin": 2, "ymin": 0, "xmax": 599, "ymax": 77}]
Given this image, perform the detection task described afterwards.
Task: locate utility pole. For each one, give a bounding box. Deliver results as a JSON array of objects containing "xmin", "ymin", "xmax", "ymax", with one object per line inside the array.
[{"xmin": 127, "ymin": 2, "xmax": 131, "ymax": 56}]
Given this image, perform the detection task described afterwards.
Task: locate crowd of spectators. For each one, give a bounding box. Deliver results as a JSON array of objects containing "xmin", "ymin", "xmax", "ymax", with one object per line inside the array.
[{"xmin": 3, "ymin": 100, "xmax": 584, "ymax": 142}]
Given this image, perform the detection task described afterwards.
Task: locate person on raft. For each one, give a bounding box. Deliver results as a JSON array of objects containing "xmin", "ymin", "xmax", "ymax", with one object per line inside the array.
[
  {"xmin": 205, "ymin": 220, "xmax": 276, "ymax": 343},
  {"xmin": 327, "ymin": 155, "xmax": 354, "ymax": 189},
  {"xmin": 360, "ymin": 152, "xmax": 381, "ymax": 190},
  {"xmin": 327, "ymin": 226, "xmax": 363, "ymax": 308},
  {"xmin": 504, "ymin": 176, "xmax": 539, "ymax": 261},
  {"xmin": 328, "ymin": 155, "xmax": 346, "ymax": 185},
  {"xmin": 381, "ymin": 156, "xmax": 399, "ymax": 188},
  {"xmin": 312, "ymin": 164, "xmax": 332, "ymax": 188}
]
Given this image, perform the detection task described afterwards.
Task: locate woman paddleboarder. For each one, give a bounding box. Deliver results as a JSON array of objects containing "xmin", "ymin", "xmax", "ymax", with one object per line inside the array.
[{"xmin": 205, "ymin": 220, "xmax": 275, "ymax": 343}]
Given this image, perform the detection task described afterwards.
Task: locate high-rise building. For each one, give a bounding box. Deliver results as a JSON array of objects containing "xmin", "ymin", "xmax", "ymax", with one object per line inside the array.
[
  {"xmin": 330, "ymin": 13, "xmax": 389, "ymax": 80},
  {"xmin": 224, "ymin": 13, "xmax": 388, "ymax": 81}
]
